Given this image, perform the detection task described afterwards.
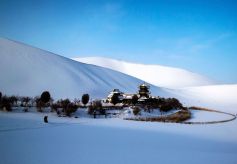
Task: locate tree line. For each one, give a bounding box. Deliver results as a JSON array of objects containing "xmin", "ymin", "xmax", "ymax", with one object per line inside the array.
[{"xmin": 0, "ymin": 91, "xmax": 90, "ymax": 117}]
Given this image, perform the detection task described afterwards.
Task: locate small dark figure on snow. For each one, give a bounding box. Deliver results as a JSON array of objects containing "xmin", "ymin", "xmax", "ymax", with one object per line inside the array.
[
  {"xmin": 93, "ymin": 110, "xmax": 96, "ymax": 119},
  {"xmin": 44, "ymin": 116, "xmax": 48, "ymax": 123}
]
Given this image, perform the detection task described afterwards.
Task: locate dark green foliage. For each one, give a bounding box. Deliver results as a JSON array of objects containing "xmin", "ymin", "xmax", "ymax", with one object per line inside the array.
[
  {"xmin": 160, "ymin": 98, "xmax": 183, "ymax": 112},
  {"xmin": 160, "ymin": 104, "xmax": 173, "ymax": 112},
  {"xmin": 133, "ymin": 106, "xmax": 140, "ymax": 115},
  {"xmin": 1, "ymin": 96, "xmax": 12, "ymax": 111},
  {"xmin": 131, "ymin": 94, "xmax": 138, "ymax": 105},
  {"xmin": 167, "ymin": 98, "xmax": 183, "ymax": 109},
  {"xmin": 40, "ymin": 91, "xmax": 51, "ymax": 103},
  {"xmin": 111, "ymin": 93, "xmax": 120, "ymax": 105},
  {"xmin": 136, "ymin": 96, "xmax": 184, "ymax": 112},
  {"xmin": 0, "ymin": 92, "xmax": 2, "ymax": 101},
  {"xmin": 82, "ymin": 94, "xmax": 89, "ymax": 106}
]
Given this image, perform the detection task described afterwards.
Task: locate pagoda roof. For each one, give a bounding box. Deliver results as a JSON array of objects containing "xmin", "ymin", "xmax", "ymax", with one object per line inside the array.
[{"xmin": 139, "ymin": 82, "xmax": 150, "ymax": 88}]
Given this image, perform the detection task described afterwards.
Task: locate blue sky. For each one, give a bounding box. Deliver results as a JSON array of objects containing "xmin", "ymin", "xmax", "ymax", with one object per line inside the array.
[{"xmin": 0, "ymin": 0, "xmax": 237, "ymax": 83}]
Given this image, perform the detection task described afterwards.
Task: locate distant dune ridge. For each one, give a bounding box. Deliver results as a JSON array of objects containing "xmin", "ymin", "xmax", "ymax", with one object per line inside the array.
[{"xmin": 74, "ymin": 57, "xmax": 213, "ymax": 88}]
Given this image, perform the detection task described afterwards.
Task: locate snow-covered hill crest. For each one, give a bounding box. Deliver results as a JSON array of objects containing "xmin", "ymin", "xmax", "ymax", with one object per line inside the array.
[
  {"xmin": 73, "ymin": 57, "xmax": 213, "ymax": 88},
  {"xmin": 0, "ymin": 38, "xmax": 168, "ymax": 99}
]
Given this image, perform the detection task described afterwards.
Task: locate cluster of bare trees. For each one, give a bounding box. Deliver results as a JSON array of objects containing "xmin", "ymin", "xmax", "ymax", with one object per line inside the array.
[{"xmin": 0, "ymin": 91, "xmax": 91, "ymax": 117}]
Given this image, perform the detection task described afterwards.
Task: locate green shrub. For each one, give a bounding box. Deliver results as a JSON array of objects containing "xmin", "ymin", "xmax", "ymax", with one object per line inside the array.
[
  {"xmin": 1, "ymin": 96, "xmax": 12, "ymax": 111},
  {"xmin": 160, "ymin": 104, "xmax": 172, "ymax": 112},
  {"xmin": 111, "ymin": 94, "xmax": 120, "ymax": 105},
  {"xmin": 40, "ymin": 91, "xmax": 51, "ymax": 103},
  {"xmin": 82, "ymin": 94, "xmax": 89, "ymax": 106},
  {"xmin": 133, "ymin": 106, "xmax": 140, "ymax": 115},
  {"xmin": 131, "ymin": 94, "xmax": 138, "ymax": 105}
]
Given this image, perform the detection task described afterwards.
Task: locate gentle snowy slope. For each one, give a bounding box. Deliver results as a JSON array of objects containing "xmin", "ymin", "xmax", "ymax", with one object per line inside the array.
[
  {"xmin": 0, "ymin": 38, "xmax": 168, "ymax": 99},
  {"xmin": 173, "ymin": 84, "xmax": 237, "ymax": 112},
  {"xmin": 74, "ymin": 57, "xmax": 213, "ymax": 88}
]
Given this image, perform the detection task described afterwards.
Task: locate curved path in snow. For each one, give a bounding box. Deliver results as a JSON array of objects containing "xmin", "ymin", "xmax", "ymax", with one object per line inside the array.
[
  {"xmin": 124, "ymin": 107, "xmax": 236, "ymax": 124},
  {"xmin": 182, "ymin": 107, "xmax": 236, "ymax": 124}
]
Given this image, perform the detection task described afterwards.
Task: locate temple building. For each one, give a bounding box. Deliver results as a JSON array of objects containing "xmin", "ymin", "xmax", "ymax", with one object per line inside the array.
[
  {"xmin": 138, "ymin": 83, "xmax": 150, "ymax": 98},
  {"xmin": 106, "ymin": 83, "xmax": 151, "ymax": 104},
  {"xmin": 106, "ymin": 89, "xmax": 124, "ymax": 103}
]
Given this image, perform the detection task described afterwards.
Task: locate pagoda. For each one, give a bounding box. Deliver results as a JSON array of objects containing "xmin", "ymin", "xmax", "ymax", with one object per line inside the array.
[{"xmin": 138, "ymin": 82, "xmax": 150, "ymax": 98}]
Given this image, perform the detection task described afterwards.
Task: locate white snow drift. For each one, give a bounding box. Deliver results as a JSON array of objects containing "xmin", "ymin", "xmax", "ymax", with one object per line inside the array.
[
  {"xmin": 74, "ymin": 57, "xmax": 213, "ymax": 88},
  {"xmin": 173, "ymin": 84, "xmax": 237, "ymax": 113}
]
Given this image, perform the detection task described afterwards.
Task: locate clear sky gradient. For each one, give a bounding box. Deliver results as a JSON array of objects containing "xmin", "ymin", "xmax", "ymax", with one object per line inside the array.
[{"xmin": 0, "ymin": 0, "xmax": 237, "ymax": 83}]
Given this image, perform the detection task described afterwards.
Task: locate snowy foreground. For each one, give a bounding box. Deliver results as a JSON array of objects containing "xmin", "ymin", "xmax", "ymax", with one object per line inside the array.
[{"xmin": 1, "ymin": 109, "xmax": 237, "ymax": 164}]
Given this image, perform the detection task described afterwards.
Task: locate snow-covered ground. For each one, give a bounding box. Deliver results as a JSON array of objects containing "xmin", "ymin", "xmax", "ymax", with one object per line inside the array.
[
  {"xmin": 188, "ymin": 109, "xmax": 234, "ymax": 122},
  {"xmin": 0, "ymin": 110, "xmax": 237, "ymax": 164}
]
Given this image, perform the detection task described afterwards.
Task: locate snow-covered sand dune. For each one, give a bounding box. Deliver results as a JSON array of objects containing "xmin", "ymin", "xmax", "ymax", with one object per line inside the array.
[
  {"xmin": 0, "ymin": 38, "xmax": 168, "ymax": 99},
  {"xmin": 74, "ymin": 57, "xmax": 213, "ymax": 88},
  {"xmin": 73, "ymin": 57, "xmax": 237, "ymax": 113}
]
